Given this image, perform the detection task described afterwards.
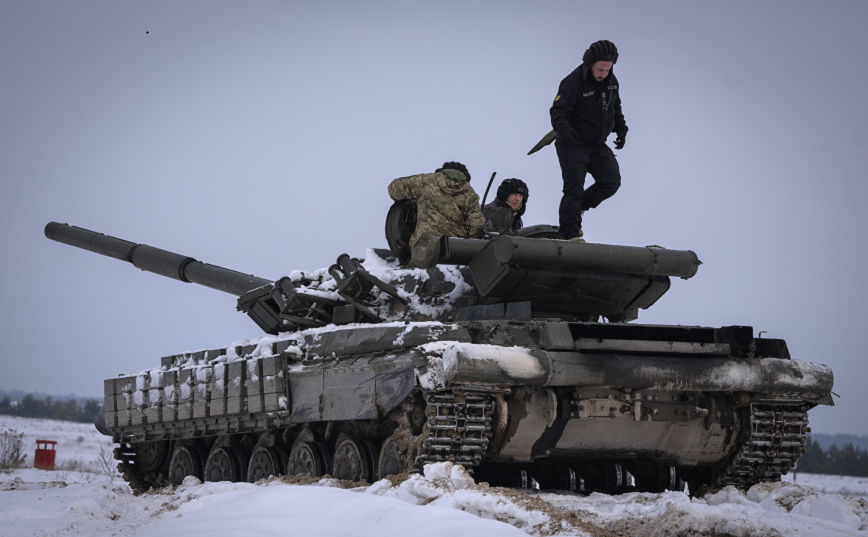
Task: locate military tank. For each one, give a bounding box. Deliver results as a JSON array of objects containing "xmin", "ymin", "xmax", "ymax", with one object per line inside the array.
[{"xmin": 44, "ymin": 215, "xmax": 833, "ymax": 495}]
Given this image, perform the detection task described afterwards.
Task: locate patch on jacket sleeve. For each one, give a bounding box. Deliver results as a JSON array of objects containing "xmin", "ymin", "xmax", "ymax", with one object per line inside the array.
[
  {"xmin": 554, "ymin": 95, "xmax": 561, "ymax": 101},
  {"xmin": 607, "ymin": 85, "xmax": 618, "ymax": 90}
]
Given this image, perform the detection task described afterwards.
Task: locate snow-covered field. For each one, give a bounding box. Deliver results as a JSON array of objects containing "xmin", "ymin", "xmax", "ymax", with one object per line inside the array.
[
  {"xmin": 2, "ymin": 415, "xmax": 867, "ymax": 536},
  {"xmin": 784, "ymin": 472, "xmax": 868, "ymax": 500},
  {"xmin": 0, "ymin": 415, "xmax": 115, "ymax": 473}
]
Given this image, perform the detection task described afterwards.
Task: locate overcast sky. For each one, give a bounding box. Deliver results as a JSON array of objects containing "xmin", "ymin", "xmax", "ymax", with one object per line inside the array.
[{"xmin": 2, "ymin": 1, "xmax": 866, "ymax": 434}]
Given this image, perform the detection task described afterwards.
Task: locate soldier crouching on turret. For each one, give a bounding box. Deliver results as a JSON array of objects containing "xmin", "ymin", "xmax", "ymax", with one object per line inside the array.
[
  {"xmin": 483, "ymin": 178, "xmax": 529, "ymax": 233},
  {"xmin": 388, "ymin": 161, "xmax": 485, "ymax": 267}
]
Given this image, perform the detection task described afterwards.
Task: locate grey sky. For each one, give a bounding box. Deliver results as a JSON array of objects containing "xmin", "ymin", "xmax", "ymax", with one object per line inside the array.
[{"xmin": 2, "ymin": 1, "xmax": 866, "ymax": 434}]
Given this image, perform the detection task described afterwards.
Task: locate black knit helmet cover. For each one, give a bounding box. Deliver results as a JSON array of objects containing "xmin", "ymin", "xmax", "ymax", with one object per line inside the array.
[
  {"xmin": 582, "ymin": 40, "xmax": 618, "ymax": 65},
  {"xmin": 436, "ymin": 161, "xmax": 471, "ymax": 183},
  {"xmin": 496, "ymin": 178, "xmax": 529, "ymax": 217}
]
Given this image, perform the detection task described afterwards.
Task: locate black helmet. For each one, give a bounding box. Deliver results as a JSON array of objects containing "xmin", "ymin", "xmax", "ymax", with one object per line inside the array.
[
  {"xmin": 582, "ymin": 40, "xmax": 618, "ymax": 65},
  {"xmin": 436, "ymin": 161, "xmax": 471, "ymax": 182},
  {"xmin": 496, "ymin": 178, "xmax": 529, "ymax": 217}
]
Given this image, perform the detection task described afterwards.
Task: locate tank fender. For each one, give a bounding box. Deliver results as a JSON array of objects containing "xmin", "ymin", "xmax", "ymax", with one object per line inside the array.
[
  {"xmin": 431, "ymin": 343, "xmax": 833, "ymax": 400},
  {"xmin": 302, "ymin": 323, "xmax": 471, "ymax": 358},
  {"xmin": 288, "ymin": 356, "xmax": 416, "ymax": 423},
  {"xmin": 442, "ymin": 343, "xmax": 551, "ymax": 386},
  {"xmin": 544, "ymin": 353, "xmax": 834, "ymax": 398},
  {"xmin": 94, "ymin": 408, "xmax": 111, "ymax": 436},
  {"xmin": 375, "ymin": 366, "xmax": 417, "ymax": 417}
]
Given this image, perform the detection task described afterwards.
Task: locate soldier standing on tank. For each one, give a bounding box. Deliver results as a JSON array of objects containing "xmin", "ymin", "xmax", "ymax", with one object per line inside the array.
[
  {"xmin": 551, "ymin": 40, "xmax": 627, "ymax": 243},
  {"xmin": 483, "ymin": 178, "xmax": 529, "ymax": 233},
  {"xmin": 387, "ymin": 162, "xmax": 485, "ymax": 266}
]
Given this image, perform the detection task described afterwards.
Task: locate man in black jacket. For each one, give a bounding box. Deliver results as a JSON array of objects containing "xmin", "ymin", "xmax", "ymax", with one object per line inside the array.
[
  {"xmin": 483, "ymin": 178, "xmax": 529, "ymax": 232},
  {"xmin": 550, "ymin": 39, "xmax": 627, "ymax": 242}
]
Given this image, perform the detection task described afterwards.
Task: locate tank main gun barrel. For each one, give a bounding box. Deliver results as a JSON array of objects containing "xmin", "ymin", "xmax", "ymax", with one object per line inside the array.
[{"xmin": 44, "ymin": 222, "xmax": 272, "ymax": 296}]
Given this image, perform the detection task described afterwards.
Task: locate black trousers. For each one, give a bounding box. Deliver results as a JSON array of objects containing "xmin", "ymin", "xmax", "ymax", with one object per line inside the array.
[{"xmin": 555, "ymin": 142, "xmax": 621, "ymax": 239}]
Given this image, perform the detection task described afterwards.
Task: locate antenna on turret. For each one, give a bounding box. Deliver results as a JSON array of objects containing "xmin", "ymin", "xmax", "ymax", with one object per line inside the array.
[{"xmin": 481, "ymin": 172, "xmax": 496, "ymax": 209}]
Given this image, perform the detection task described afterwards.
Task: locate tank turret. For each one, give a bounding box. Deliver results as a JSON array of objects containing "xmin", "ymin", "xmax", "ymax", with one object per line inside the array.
[{"xmin": 46, "ymin": 219, "xmax": 701, "ymax": 330}]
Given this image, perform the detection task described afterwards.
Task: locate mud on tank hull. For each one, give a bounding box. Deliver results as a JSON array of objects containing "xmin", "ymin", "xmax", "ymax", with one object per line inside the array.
[{"xmin": 104, "ymin": 320, "xmax": 832, "ymax": 494}]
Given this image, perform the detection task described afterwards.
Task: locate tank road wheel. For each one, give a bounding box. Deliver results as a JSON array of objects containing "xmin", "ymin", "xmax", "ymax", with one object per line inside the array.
[
  {"xmin": 646, "ymin": 464, "xmax": 685, "ymax": 493},
  {"xmin": 168, "ymin": 445, "xmax": 204, "ymax": 486},
  {"xmin": 378, "ymin": 435, "xmax": 409, "ymax": 479},
  {"xmin": 288, "ymin": 441, "xmax": 330, "ymax": 477},
  {"xmin": 332, "ymin": 437, "xmax": 375, "ymax": 483},
  {"xmin": 500, "ymin": 467, "xmax": 538, "ymax": 489},
  {"xmin": 204, "ymin": 447, "xmax": 242, "ymax": 483},
  {"xmin": 247, "ymin": 446, "xmax": 284, "ymax": 483},
  {"xmin": 601, "ymin": 463, "xmax": 625, "ymax": 491},
  {"xmin": 532, "ymin": 464, "xmax": 579, "ymax": 492}
]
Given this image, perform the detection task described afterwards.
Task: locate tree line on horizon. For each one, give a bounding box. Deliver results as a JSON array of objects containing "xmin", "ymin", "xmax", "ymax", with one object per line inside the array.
[
  {"xmin": 797, "ymin": 436, "xmax": 868, "ymax": 477},
  {"xmin": 0, "ymin": 394, "xmax": 101, "ymax": 423}
]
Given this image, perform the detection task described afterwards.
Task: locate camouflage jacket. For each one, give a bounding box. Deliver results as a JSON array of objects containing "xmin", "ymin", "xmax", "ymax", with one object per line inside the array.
[{"xmin": 388, "ymin": 171, "xmax": 485, "ymax": 245}]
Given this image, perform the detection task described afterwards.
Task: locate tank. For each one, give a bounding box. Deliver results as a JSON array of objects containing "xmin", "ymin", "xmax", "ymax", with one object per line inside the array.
[{"xmin": 44, "ymin": 216, "xmax": 834, "ymax": 494}]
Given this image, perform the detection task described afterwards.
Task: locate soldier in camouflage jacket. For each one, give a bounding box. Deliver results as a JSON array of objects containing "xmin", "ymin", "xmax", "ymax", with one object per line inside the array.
[{"xmin": 388, "ymin": 167, "xmax": 485, "ymax": 246}]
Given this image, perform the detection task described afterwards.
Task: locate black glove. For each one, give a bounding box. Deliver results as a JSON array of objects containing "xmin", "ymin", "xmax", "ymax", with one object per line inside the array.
[
  {"xmin": 558, "ymin": 127, "xmax": 577, "ymax": 144},
  {"xmin": 614, "ymin": 132, "xmax": 626, "ymax": 150}
]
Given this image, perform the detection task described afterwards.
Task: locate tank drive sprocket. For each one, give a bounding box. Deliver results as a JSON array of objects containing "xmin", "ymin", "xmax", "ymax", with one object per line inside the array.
[
  {"xmin": 415, "ymin": 391, "xmax": 495, "ymax": 469},
  {"xmin": 113, "ymin": 440, "xmax": 171, "ymax": 493},
  {"xmin": 714, "ymin": 402, "xmax": 809, "ymax": 488}
]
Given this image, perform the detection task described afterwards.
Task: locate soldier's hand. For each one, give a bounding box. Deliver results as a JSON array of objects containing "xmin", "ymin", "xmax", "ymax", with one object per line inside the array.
[
  {"xmin": 614, "ymin": 132, "xmax": 626, "ymax": 150},
  {"xmin": 558, "ymin": 127, "xmax": 577, "ymax": 144}
]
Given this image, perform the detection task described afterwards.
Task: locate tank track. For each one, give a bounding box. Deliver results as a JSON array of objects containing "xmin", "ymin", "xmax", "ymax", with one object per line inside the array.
[
  {"xmin": 115, "ymin": 391, "xmax": 493, "ymax": 491},
  {"xmin": 415, "ymin": 391, "xmax": 494, "ymax": 469},
  {"xmin": 715, "ymin": 402, "xmax": 808, "ymax": 488},
  {"xmin": 113, "ymin": 442, "xmax": 166, "ymax": 494},
  {"xmin": 113, "ymin": 398, "xmax": 808, "ymax": 492}
]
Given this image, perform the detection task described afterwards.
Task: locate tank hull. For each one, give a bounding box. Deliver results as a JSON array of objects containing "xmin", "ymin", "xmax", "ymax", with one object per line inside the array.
[{"xmin": 101, "ymin": 320, "xmax": 830, "ymax": 493}]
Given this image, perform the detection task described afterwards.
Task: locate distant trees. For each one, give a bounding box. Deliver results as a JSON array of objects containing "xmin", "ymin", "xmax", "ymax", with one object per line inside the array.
[
  {"xmin": 797, "ymin": 436, "xmax": 868, "ymax": 477},
  {"xmin": 0, "ymin": 395, "xmax": 101, "ymax": 424}
]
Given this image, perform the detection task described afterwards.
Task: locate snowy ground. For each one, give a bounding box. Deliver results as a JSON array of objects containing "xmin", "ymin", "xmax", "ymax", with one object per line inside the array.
[
  {"xmin": 0, "ymin": 415, "xmax": 115, "ymax": 476},
  {"xmin": 2, "ymin": 415, "xmax": 867, "ymax": 536},
  {"xmin": 784, "ymin": 472, "xmax": 868, "ymax": 500}
]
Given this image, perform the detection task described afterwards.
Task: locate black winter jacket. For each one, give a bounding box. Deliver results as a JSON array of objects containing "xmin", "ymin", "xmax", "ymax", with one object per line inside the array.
[
  {"xmin": 482, "ymin": 197, "xmax": 523, "ymax": 231},
  {"xmin": 550, "ymin": 64, "xmax": 627, "ymax": 145}
]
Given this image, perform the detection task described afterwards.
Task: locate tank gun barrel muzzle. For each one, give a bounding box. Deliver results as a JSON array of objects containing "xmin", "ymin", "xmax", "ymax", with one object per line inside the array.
[{"xmin": 44, "ymin": 222, "xmax": 272, "ymax": 296}]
